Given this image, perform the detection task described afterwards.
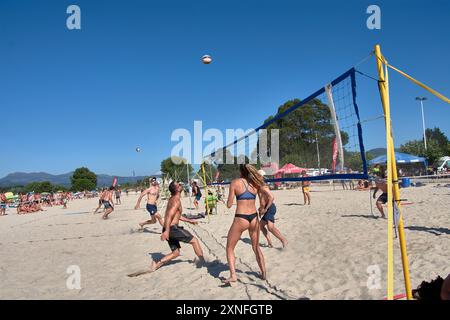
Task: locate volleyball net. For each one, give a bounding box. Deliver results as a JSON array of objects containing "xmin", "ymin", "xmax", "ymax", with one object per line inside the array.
[{"xmin": 204, "ymin": 68, "xmax": 369, "ymax": 183}]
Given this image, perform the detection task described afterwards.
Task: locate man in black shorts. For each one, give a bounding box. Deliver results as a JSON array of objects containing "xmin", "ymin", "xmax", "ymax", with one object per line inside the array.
[
  {"xmin": 101, "ymin": 186, "xmax": 115, "ymax": 219},
  {"xmin": 150, "ymin": 181, "xmax": 206, "ymax": 272},
  {"xmin": 373, "ymin": 176, "xmax": 388, "ymax": 219}
]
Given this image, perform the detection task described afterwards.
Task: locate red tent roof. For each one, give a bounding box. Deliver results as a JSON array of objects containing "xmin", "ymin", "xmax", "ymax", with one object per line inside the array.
[{"xmin": 276, "ymin": 163, "xmax": 306, "ymax": 174}]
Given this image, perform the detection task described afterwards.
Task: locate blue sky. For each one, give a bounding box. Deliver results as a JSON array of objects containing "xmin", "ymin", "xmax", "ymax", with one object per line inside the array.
[{"xmin": 0, "ymin": 0, "xmax": 449, "ymax": 178}]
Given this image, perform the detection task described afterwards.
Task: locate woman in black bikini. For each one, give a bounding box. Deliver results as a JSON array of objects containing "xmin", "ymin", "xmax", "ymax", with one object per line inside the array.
[{"xmin": 223, "ymin": 164, "xmax": 268, "ymax": 285}]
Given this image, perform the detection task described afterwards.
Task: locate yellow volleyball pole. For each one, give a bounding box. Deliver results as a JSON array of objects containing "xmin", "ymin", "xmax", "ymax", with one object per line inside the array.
[
  {"xmin": 384, "ymin": 63, "xmax": 413, "ymax": 300},
  {"xmin": 374, "ymin": 44, "xmax": 394, "ymax": 300},
  {"xmin": 375, "ymin": 44, "xmax": 413, "ymax": 300},
  {"xmin": 201, "ymin": 162, "xmax": 210, "ymax": 222}
]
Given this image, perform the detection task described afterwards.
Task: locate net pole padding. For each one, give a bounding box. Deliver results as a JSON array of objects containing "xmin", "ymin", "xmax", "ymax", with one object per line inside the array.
[
  {"xmin": 325, "ymin": 84, "xmax": 345, "ymax": 171},
  {"xmin": 375, "ymin": 44, "xmax": 394, "ymax": 300},
  {"xmin": 201, "ymin": 162, "xmax": 210, "ymax": 223},
  {"xmin": 386, "ymin": 64, "xmax": 450, "ymax": 105},
  {"xmin": 375, "ymin": 44, "xmax": 413, "ymax": 300}
]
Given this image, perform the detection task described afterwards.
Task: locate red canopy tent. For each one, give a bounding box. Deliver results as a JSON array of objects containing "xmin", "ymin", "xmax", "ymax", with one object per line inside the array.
[{"xmin": 276, "ymin": 163, "xmax": 306, "ymax": 175}]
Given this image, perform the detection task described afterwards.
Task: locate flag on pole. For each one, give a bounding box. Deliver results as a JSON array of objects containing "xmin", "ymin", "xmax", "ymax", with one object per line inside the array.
[
  {"xmin": 332, "ymin": 137, "xmax": 338, "ymax": 173},
  {"xmin": 112, "ymin": 177, "xmax": 118, "ymax": 187}
]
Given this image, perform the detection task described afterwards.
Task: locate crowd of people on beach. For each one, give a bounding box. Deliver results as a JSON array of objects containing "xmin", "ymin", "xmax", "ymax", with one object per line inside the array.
[
  {"xmin": 16, "ymin": 192, "xmax": 73, "ymax": 214},
  {"xmin": 0, "ymin": 190, "xmax": 103, "ymax": 215}
]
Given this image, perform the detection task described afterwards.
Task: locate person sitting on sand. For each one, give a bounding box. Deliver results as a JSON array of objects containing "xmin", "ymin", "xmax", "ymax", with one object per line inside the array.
[
  {"xmin": 301, "ymin": 170, "xmax": 311, "ymax": 205},
  {"xmin": 135, "ymin": 177, "xmax": 163, "ymax": 229},
  {"xmin": 223, "ymin": 164, "xmax": 268, "ymax": 285},
  {"xmin": 101, "ymin": 186, "xmax": 115, "ymax": 219},
  {"xmin": 150, "ymin": 181, "xmax": 206, "ymax": 272},
  {"xmin": 257, "ymin": 180, "xmax": 288, "ymax": 249},
  {"xmin": 413, "ymin": 273, "xmax": 450, "ymax": 300}
]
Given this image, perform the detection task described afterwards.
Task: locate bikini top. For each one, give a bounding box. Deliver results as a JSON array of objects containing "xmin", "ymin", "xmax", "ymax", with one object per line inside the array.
[{"xmin": 236, "ymin": 179, "xmax": 257, "ymax": 201}]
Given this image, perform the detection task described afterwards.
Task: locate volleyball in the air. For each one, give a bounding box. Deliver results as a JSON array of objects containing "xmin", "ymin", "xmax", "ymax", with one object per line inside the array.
[
  {"xmin": 201, "ymin": 55, "xmax": 212, "ymax": 64},
  {"xmin": 135, "ymin": 147, "xmax": 141, "ymax": 153}
]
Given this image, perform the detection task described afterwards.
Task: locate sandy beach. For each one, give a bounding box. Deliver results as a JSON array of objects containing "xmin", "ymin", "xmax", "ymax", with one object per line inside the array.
[{"xmin": 1, "ymin": 183, "xmax": 449, "ymax": 300}]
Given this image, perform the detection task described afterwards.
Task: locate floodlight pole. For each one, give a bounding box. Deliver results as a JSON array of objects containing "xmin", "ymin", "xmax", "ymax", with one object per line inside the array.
[
  {"xmin": 315, "ymin": 132, "xmax": 320, "ymax": 173},
  {"xmin": 416, "ymin": 97, "xmax": 428, "ymax": 151}
]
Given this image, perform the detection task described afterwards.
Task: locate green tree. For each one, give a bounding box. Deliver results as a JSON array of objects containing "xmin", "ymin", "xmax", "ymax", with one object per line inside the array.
[
  {"xmin": 399, "ymin": 127, "xmax": 450, "ymax": 164},
  {"xmin": 160, "ymin": 157, "xmax": 193, "ymax": 183},
  {"xmin": 197, "ymin": 162, "xmax": 218, "ymax": 184},
  {"xmin": 399, "ymin": 140, "xmax": 425, "ymax": 157},
  {"xmin": 214, "ymin": 150, "xmax": 251, "ymax": 181},
  {"xmin": 22, "ymin": 181, "xmax": 54, "ymax": 193},
  {"xmin": 71, "ymin": 167, "xmax": 97, "ymax": 191},
  {"xmin": 261, "ymin": 98, "xmax": 349, "ymax": 169}
]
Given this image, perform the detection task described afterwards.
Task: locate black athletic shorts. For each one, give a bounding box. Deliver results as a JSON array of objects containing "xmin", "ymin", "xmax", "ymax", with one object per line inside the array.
[
  {"xmin": 377, "ymin": 193, "xmax": 388, "ymax": 204},
  {"xmin": 102, "ymin": 200, "xmax": 113, "ymax": 209},
  {"xmin": 163, "ymin": 225, "xmax": 194, "ymax": 252}
]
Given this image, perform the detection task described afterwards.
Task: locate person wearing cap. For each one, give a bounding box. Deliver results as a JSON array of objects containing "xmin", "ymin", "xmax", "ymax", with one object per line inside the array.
[{"xmin": 135, "ymin": 177, "xmax": 163, "ymax": 229}]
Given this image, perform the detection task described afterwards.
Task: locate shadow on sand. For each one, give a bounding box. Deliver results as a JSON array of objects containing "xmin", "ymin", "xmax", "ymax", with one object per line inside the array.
[
  {"xmin": 405, "ymin": 226, "xmax": 450, "ymax": 236},
  {"xmin": 143, "ymin": 228, "xmax": 161, "ymax": 234},
  {"xmin": 341, "ymin": 214, "xmax": 381, "ymax": 220},
  {"xmin": 146, "ymin": 252, "xmax": 184, "ymax": 267}
]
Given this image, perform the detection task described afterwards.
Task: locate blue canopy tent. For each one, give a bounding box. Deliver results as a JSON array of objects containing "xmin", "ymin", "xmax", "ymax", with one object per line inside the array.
[{"xmin": 368, "ymin": 152, "xmax": 427, "ymax": 166}]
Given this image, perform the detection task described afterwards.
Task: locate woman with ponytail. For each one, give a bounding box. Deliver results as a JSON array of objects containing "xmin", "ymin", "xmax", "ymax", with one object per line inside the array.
[{"xmin": 223, "ymin": 163, "xmax": 268, "ymax": 285}]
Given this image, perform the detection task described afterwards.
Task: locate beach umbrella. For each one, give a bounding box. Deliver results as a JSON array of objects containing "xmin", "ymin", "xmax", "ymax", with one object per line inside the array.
[{"xmin": 5, "ymin": 192, "xmax": 14, "ymax": 200}]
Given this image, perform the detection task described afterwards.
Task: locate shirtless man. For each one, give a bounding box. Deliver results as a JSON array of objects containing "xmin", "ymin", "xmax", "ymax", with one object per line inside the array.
[
  {"xmin": 115, "ymin": 188, "xmax": 122, "ymax": 205},
  {"xmin": 93, "ymin": 188, "xmax": 106, "ymax": 214},
  {"xmin": 150, "ymin": 181, "xmax": 205, "ymax": 272},
  {"xmin": 372, "ymin": 174, "xmax": 387, "ymax": 218},
  {"xmin": 135, "ymin": 177, "xmax": 163, "ymax": 229},
  {"xmin": 101, "ymin": 186, "xmax": 115, "ymax": 219},
  {"xmin": 258, "ymin": 184, "xmax": 288, "ymax": 248}
]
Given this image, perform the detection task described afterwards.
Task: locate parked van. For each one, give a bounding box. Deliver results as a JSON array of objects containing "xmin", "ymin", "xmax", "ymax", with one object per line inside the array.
[{"xmin": 433, "ymin": 156, "xmax": 450, "ymax": 173}]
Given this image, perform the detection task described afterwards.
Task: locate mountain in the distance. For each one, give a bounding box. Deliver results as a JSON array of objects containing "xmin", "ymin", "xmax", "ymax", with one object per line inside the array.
[
  {"xmin": 366, "ymin": 148, "xmax": 400, "ymax": 158},
  {"xmin": 0, "ymin": 171, "xmax": 153, "ymax": 188}
]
